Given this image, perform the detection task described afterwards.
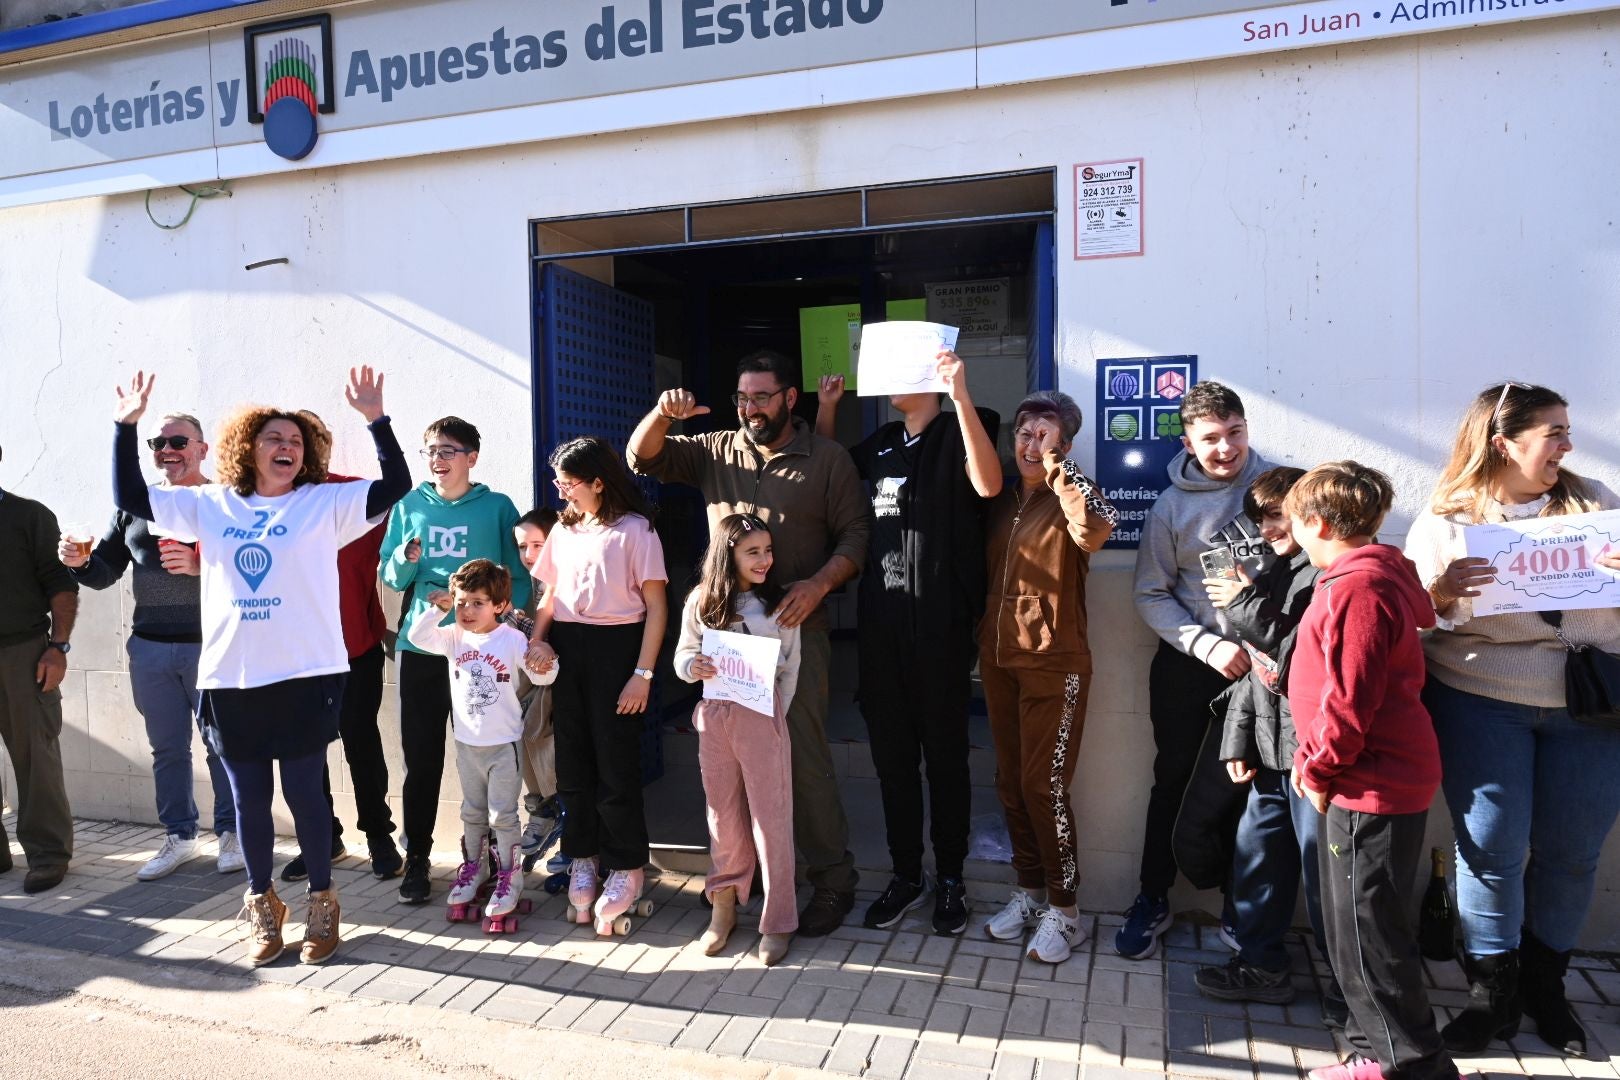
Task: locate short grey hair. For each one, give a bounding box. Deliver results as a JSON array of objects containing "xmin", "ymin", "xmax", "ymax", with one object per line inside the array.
[
  {"xmin": 1012, "ymin": 391, "xmax": 1083, "ymax": 444},
  {"xmin": 159, "ymin": 412, "xmax": 206, "ymax": 439}
]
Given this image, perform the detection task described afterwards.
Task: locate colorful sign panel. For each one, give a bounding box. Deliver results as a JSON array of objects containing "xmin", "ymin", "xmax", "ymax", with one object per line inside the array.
[{"xmin": 1095, "ymin": 354, "xmax": 1196, "ymax": 550}]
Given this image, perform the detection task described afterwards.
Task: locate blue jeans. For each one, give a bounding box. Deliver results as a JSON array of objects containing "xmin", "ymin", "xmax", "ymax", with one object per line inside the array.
[
  {"xmin": 127, "ymin": 635, "xmax": 236, "ymax": 839},
  {"xmin": 1426, "ymin": 675, "xmax": 1620, "ymax": 954},
  {"xmin": 1230, "ymin": 766, "xmax": 1329, "ymax": 971}
]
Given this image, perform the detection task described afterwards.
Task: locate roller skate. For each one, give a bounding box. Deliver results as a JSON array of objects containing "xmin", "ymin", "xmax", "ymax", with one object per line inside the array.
[
  {"xmin": 482, "ymin": 843, "xmax": 532, "ymax": 934},
  {"xmin": 592, "ymin": 868, "xmax": 654, "ymax": 937},
  {"xmin": 445, "ymin": 836, "xmax": 491, "ymax": 923},
  {"xmin": 566, "ymin": 855, "xmax": 599, "ymax": 925}
]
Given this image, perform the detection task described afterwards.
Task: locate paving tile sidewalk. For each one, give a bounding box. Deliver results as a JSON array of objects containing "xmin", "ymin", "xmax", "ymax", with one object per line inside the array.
[{"xmin": 5, "ymin": 816, "xmax": 1620, "ymax": 1080}]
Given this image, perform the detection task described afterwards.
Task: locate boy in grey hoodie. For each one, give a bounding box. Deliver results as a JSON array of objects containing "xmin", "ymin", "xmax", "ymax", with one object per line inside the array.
[{"xmin": 1116, "ymin": 381, "xmax": 1274, "ymax": 959}]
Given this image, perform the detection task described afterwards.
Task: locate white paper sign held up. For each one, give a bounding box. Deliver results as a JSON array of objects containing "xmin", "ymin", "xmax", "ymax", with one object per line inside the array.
[
  {"xmin": 1463, "ymin": 508, "xmax": 1620, "ymax": 617},
  {"xmin": 700, "ymin": 628, "xmax": 782, "ymax": 716},
  {"xmin": 855, "ymin": 321, "xmax": 960, "ymax": 397}
]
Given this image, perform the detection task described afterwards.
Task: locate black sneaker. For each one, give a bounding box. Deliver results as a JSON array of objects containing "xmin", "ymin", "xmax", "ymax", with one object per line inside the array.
[
  {"xmin": 280, "ymin": 837, "xmax": 347, "ymax": 883},
  {"xmin": 1194, "ymin": 956, "xmax": 1297, "ymax": 1004},
  {"xmin": 863, "ymin": 875, "xmax": 927, "ymax": 930},
  {"xmin": 1322, "ymin": 978, "xmax": 1349, "ymax": 1030},
  {"xmin": 799, "ymin": 888, "xmax": 856, "ymax": 937},
  {"xmin": 369, "ymin": 833, "xmax": 404, "ymax": 880},
  {"xmin": 397, "ymin": 851, "xmax": 432, "ymax": 904},
  {"xmin": 932, "ymin": 877, "xmax": 969, "ymax": 936}
]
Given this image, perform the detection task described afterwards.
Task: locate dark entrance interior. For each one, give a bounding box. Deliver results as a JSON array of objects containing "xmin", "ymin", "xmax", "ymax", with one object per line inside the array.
[{"xmin": 530, "ymin": 173, "xmax": 1056, "ymax": 869}]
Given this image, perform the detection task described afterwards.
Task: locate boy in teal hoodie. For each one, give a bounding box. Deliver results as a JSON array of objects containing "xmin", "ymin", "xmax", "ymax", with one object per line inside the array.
[{"xmin": 381, "ymin": 416, "xmax": 529, "ymax": 904}]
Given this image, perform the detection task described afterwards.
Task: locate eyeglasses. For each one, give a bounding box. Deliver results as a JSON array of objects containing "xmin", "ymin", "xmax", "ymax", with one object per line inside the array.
[
  {"xmin": 419, "ymin": 447, "xmax": 471, "ymax": 461},
  {"xmin": 147, "ymin": 436, "xmax": 194, "ymax": 451},
  {"xmin": 731, "ymin": 388, "xmax": 788, "ymax": 410},
  {"xmin": 552, "ymin": 477, "xmax": 584, "ymax": 495}
]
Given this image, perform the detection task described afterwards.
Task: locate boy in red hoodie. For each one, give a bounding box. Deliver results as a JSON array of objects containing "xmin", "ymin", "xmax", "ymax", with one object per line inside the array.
[{"xmin": 1285, "ymin": 462, "xmax": 1458, "ymax": 1080}]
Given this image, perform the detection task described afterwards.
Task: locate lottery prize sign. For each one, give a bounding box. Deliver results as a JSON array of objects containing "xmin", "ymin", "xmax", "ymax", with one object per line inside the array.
[
  {"xmin": 1463, "ymin": 509, "xmax": 1620, "ymax": 617},
  {"xmin": 700, "ymin": 628, "xmax": 781, "ymax": 716}
]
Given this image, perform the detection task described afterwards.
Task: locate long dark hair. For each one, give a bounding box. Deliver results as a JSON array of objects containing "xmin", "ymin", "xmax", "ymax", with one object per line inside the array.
[
  {"xmin": 547, "ymin": 436, "xmax": 654, "ymax": 527},
  {"xmin": 1430, "ymin": 382, "xmax": 1595, "ymax": 520},
  {"xmin": 694, "ymin": 513, "xmax": 782, "ymax": 630}
]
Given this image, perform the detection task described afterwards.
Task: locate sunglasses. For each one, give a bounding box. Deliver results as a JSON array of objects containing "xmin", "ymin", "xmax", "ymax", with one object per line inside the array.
[
  {"xmin": 146, "ymin": 435, "xmax": 194, "ymax": 451},
  {"xmin": 1491, "ymin": 381, "xmax": 1527, "ymax": 427}
]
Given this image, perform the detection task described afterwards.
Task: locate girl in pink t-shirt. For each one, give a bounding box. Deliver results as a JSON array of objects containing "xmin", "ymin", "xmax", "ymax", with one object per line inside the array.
[{"xmin": 529, "ymin": 437, "xmax": 668, "ymax": 934}]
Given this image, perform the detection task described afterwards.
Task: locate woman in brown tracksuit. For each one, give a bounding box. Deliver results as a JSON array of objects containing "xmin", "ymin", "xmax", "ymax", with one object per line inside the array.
[{"xmin": 979, "ymin": 391, "xmax": 1117, "ymax": 964}]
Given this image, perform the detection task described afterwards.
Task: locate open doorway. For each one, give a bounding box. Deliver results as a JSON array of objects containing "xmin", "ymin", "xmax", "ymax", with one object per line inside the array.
[{"xmin": 530, "ymin": 172, "xmax": 1056, "ymax": 868}]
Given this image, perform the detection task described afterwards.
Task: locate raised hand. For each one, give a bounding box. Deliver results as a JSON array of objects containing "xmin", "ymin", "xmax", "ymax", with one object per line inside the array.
[
  {"xmin": 114, "ymin": 371, "xmax": 155, "ymax": 425},
  {"xmin": 345, "ymin": 365, "xmax": 385, "ymax": 422},
  {"xmin": 817, "ymin": 374, "xmax": 846, "ymax": 409},
  {"xmin": 657, "ymin": 389, "xmax": 710, "ymax": 422},
  {"xmin": 404, "ymin": 537, "xmax": 422, "ymax": 563},
  {"xmin": 937, "ymin": 351, "xmax": 969, "ymax": 406}
]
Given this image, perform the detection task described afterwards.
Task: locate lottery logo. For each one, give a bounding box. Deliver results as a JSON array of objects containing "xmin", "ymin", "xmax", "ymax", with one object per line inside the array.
[
  {"xmin": 1108, "ymin": 370, "xmax": 1141, "ymax": 400},
  {"xmin": 245, "ymin": 16, "xmax": 334, "ymax": 162},
  {"xmin": 1106, "ymin": 410, "xmax": 1142, "ymax": 442},
  {"xmin": 1155, "ymin": 369, "xmax": 1188, "ymax": 400},
  {"xmin": 234, "ymin": 543, "xmax": 273, "ymax": 593}
]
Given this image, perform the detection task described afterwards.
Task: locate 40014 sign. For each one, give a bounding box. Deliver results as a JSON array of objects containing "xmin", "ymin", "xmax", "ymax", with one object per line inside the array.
[{"xmin": 1463, "ymin": 508, "xmax": 1620, "ymax": 617}]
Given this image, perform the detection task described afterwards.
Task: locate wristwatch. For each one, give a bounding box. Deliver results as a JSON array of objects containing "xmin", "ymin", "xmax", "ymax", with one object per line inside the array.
[
  {"xmin": 633, "ymin": 667, "xmax": 654, "ymax": 681},
  {"xmin": 46, "ymin": 641, "xmax": 71, "ymax": 654}
]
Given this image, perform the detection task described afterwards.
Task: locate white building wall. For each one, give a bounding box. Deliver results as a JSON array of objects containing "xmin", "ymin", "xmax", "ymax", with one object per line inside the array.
[{"xmin": 3, "ymin": 12, "xmax": 1617, "ymax": 944}]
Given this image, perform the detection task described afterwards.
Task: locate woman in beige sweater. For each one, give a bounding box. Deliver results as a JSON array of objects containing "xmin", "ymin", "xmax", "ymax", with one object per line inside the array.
[{"xmin": 1405, "ymin": 382, "xmax": 1620, "ymax": 1059}]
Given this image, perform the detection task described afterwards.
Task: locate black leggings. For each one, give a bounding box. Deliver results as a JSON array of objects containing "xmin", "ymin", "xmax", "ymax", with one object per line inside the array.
[
  {"xmin": 222, "ymin": 749, "xmax": 330, "ymax": 893},
  {"xmin": 551, "ymin": 621, "xmax": 649, "ymax": 871}
]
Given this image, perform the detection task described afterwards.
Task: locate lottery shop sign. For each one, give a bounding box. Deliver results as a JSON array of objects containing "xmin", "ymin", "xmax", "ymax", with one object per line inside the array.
[{"xmin": 1094, "ymin": 354, "xmax": 1197, "ymax": 550}]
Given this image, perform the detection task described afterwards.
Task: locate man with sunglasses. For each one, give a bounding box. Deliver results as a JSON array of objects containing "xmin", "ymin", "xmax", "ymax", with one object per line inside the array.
[
  {"xmin": 58, "ymin": 413, "xmax": 243, "ymax": 881},
  {"xmin": 629, "ymin": 350, "xmax": 871, "ymax": 935}
]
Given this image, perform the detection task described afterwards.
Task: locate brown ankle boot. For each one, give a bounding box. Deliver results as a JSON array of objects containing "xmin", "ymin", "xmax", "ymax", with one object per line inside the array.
[
  {"xmin": 701, "ymin": 886, "xmax": 737, "ymax": 956},
  {"xmin": 759, "ymin": 932, "xmax": 792, "ymax": 967},
  {"xmin": 242, "ymin": 885, "xmax": 288, "ymax": 966},
  {"xmin": 299, "ymin": 887, "xmax": 341, "ymax": 965}
]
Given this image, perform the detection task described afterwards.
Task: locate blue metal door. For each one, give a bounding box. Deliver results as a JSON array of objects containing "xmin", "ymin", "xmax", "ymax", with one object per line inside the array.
[
  {"xmin": 533, "ymin": 261, "xmax": 664, "ymax": 782},
  {"xmin": 1026, "ymin": 219, "xmax": 1056, "ymax": 391}
]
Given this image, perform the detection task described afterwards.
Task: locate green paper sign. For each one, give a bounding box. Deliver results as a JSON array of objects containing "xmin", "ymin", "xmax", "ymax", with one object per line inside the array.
[{"xmin": 798, "ymin": 299, "xmax": 927, "ymax": 391}]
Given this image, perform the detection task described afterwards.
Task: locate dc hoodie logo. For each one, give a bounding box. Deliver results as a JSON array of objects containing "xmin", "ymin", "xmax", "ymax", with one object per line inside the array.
[{"xmin": 427, "ymin": 526, "xmax": 468, "ymax": 559}]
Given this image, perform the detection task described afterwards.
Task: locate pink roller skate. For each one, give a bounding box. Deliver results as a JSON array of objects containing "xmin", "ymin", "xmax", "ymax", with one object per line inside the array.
[
  {"xmin": 445, "ymin": 836, "xmax": 490, "ymax": 923},
  {"xmin": 592, "ymin": 868, "xmax": 654, "ymax": 937},
  {"xmin": 482, "ymin": 843, "xmax": 532, "ymax": 934},
  {"xmin": 566, "ymin": 855, "xmax": 599, "ymax": 925}
]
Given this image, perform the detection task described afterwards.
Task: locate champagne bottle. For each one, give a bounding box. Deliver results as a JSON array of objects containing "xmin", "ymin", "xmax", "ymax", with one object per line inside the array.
[{"xmin": 1418, "ymin": 847, "xmax": 1456, "ymax": 961}]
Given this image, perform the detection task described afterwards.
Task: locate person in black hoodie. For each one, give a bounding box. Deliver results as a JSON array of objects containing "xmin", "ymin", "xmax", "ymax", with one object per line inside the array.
[
  {"xmin": 816, "ymin": 350, "xmax": 1000, "ymax": 936},
  {"xmin": 1187, "ymin": 467, "xmax": 1343, "ymax": 1022}
]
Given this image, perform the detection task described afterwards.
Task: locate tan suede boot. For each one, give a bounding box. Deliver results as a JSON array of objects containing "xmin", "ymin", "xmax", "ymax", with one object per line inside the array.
[
  {"xmin": 700, "ymin": 886, "xmax": 737, "ymax": 956},
  {"xmin": 299, "ymin": 887, "xmax": 341, "ymax": 965},
  {"xmin": 241, "ymin": 885, "xmax": 288, "ymax": 967},
  {"xmin": 759, "ymin": 932, "xmax": 792, "ymax": 967}
]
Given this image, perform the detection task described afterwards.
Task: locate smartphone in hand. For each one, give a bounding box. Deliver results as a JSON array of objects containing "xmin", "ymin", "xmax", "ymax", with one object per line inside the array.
[{"xmin": 1200, "ymin": 547, "xmax": 1238, "ymax": 581}]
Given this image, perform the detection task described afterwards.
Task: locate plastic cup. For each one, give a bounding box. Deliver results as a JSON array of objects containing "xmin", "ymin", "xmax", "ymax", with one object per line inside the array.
[{"xmin": 63, "ymin": 523, "xmax": 94, "ymax": 559}]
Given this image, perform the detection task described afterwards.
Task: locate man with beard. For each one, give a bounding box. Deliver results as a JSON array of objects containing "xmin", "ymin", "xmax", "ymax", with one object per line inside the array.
[
  {"xmin": 59, "ymin": 413, "xmax": 243, "ymax": 880},
  {"xmin": 628, "ymin": 350, "xmax": 871, "ymax": 935}
]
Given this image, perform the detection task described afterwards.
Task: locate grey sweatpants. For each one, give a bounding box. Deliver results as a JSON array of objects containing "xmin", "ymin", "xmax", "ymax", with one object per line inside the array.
[{"xmin": 455, "ymin": 740, "xmax": 522, "ymax": 868}]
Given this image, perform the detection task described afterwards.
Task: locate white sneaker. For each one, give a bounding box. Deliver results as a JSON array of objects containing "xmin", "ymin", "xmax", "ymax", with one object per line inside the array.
[
  {"xmin": 985, "ymin": 889, "xmax": 1042, "ymax": 941},
  {"xmin": 216, "ymin": 831, "xmax": 246, "ymax": 874},
  {"xmin": 137, "ymin": 835, "xmax": 199, "ymax": 881},
  {"xmin": 1027, "ymin": 908, "xmax": 1085, "ymax": 964}
]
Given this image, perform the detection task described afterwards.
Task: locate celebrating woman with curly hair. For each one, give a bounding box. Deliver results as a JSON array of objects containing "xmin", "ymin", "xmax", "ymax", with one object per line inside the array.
[
  {"xmin": 111, "ymin": 368, "xmax": 410, "ymax": 968},
  {"xmin": 1406, "ymin": 381, "xmax": 1620, "ymax": 1058}
]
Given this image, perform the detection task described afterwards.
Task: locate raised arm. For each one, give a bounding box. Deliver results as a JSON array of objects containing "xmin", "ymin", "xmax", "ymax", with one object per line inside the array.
[
  {"xmin": 939, "ymin": 353, "xmax": 1003, "ymax": 499},
  {"xmin": 112, "ymin": 372, "xmax": 157, "ymax": 520},
  {"xmin": 627, "ymin": 390, "xmax": 710, "ymax": 480},
  {"xmin": 1045, "ymin": 453, "xmax": 1116, "ymax": 552},
  {"xmin": 814, "ymin": 374, "xmax": 845, "ymax": 442},
  {"xmin": 342, "ymin": 366, "xmax": 411, "ymax": 519}
]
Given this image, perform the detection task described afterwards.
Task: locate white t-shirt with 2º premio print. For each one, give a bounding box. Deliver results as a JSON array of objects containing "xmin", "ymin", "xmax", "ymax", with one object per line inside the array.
[{"xmin": 148, "ymin": 480, "xmax": 381, "ymax": 690}]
